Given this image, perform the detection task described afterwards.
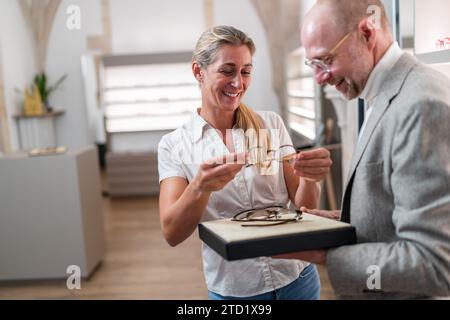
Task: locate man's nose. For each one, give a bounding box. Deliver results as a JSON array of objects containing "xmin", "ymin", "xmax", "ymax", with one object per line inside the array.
[{"xmin": 314, "ymin": 69, "xmax": 332, "ymax": 85}]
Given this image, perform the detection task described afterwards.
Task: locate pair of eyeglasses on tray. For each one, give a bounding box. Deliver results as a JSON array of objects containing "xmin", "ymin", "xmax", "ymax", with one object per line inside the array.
[
  {"xmin": 231, "ymin": 206, "xmax": 303, "ymax": 227},
  {"xmin": 245, "ymin": 144, "xmax": 297, "ymax": 168}
]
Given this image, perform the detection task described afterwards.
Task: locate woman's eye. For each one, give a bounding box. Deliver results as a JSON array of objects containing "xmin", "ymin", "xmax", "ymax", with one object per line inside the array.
[
  {"xmin": 221, "ymin": 70, "xmax": 234, "ymax": 75},
  {"xmin": 242, "ymin": 70, "xmax": 252, "ymax": 76}
]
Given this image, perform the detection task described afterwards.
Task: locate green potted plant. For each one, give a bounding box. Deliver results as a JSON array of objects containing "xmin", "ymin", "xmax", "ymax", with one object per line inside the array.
[{"xmin": 33, "ymin": 72, "xmax": 67, "ymax": 112}]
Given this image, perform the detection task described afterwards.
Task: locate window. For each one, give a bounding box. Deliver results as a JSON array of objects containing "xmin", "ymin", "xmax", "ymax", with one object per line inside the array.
[
  {"xmin": 101, "ymin": 52, "xmax": 200, "ymax": 134},
  {"xmin": 286, "ymin": 47, "xmax": 322, "ymax": 143}
]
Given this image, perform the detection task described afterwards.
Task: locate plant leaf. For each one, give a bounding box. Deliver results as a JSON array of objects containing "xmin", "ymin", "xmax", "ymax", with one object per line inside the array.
[{"xmin": 47, "ymin": 74, "xmax": 68, "ymax": 95}]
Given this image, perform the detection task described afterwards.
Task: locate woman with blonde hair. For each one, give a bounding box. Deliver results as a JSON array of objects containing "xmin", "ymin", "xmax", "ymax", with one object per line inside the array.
[{"xmin": 158, "ymin": 25, "xmax": 332, "ymax": 300}]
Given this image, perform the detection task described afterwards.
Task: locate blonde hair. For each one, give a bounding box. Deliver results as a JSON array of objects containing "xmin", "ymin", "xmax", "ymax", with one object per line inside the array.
[
  {"xmin": 192, "ymin": 25, "xmax": 256, "ymax": 68},
  {"xmin": 193, "ymin": 26, "xmax": 273, "ymax": 174}
]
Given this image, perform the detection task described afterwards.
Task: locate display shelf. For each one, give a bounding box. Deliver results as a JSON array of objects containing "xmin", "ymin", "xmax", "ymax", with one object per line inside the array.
[
  {"xmin": 13, "ymin": 110, "xmax": 65, "ymax": 119},
  {"xmin": 416, "ymin": 50, "xmax": 450, "ymax": 65},
  {"xmin": 14, "ymin": 110, "xmax": 65, "ymax": 150}
]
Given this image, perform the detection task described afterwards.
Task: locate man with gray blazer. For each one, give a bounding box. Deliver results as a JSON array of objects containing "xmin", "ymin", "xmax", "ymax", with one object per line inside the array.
[{"xmin": 278, "ymin": 0, "xmax": 450, "ymax": 299}]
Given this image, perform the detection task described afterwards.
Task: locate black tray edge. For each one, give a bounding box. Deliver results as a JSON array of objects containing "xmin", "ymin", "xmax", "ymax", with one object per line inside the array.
[{"xmin": 198, "ymin": 224, "xmax": 356, "ymax": 261}]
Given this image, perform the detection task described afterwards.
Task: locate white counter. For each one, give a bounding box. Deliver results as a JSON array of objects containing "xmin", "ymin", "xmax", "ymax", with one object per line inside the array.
[{"xmin": 0, "ymin": 146, "xmax": 105, "ymax": 280}]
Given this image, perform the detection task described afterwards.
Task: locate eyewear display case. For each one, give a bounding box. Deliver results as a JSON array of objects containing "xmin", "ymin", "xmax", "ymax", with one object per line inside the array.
[{"xmin": 199, "ymin": 210, "xmax": 356, "ymax": 261}]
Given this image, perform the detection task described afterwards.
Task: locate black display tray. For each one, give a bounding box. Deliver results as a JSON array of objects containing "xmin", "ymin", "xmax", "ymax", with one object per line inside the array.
[{"xmin": 198, "ymin": 213, "xmax": 356, "ymax": 261}]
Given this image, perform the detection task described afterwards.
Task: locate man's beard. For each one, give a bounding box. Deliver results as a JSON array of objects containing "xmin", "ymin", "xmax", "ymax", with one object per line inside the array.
[
  {"xmin": 337, "ymin": 78, "xmax": 360, "ymax": 100},
  {"xmin": 340, "ymin": 46, "xmax": 372, "ymax": 100}
]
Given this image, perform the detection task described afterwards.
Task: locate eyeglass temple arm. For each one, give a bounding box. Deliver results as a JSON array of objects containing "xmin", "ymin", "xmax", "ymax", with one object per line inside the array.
[
  {"xmin": 329, "ymin": 31, "xmax": 352, "ymax": 55},
  {"xmin": 247, "ymin": 144, "xmax": 341, "ymax": 165},
  {"xmin": 284, "ymin": 144, "xmax": 343, "ymax": 162}
]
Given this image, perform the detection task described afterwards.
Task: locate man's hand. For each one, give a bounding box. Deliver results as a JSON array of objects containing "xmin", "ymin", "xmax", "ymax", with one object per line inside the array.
[
  {"xmin": 292, "ymin": 148, "xmax": 332, "ymax": 182},
  {"xmin": 300, "ymin": 206, "xmax": 341, "ymax": 220},
  {"xmin": 271, "ymin": 206, "xmax": 341, "ymax": 264},
  {"xmin": 273, "ymin": 250, "xmax": 327, "ymax": 265}
]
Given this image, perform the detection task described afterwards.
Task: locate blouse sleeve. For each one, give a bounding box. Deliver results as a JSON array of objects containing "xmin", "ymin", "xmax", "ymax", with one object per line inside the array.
[{"xmin": 157, "ymin": 134, "xmax": 187, "ymax": 183}]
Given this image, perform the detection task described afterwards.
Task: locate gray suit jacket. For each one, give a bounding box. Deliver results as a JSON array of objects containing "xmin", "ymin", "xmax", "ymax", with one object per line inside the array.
[{"xmin": 326, "ymin": 53, "xmax": 450, "ymax": 299}]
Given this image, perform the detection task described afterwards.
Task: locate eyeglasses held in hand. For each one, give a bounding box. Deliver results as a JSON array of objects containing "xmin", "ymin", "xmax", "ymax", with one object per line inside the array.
[
  {"xmin": 231, "ymin": 206, "xmax": 303, "ymax": 227},
  {"xmin": 245, "ymin": 144, "xmax": 296, "ymax": 168}
]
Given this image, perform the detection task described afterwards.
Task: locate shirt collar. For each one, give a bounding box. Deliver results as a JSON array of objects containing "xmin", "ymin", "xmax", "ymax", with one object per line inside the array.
[
  {"xmin": 188, "ymin": 108, "xmax": 241, "ymax": 142},
  {"xmin": 359, "ymin": 42, "xmax": 403, "ymax": 105},
  {"xmin": 189, "ymin": 108, "xmax": 209, "ymax": 142}
]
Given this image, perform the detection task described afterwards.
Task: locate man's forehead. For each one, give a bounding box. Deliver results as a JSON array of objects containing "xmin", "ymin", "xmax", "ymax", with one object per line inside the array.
[
  {"xmin": 302, "ymin": 28, "xmax": 336, "ymax": 59},
  {"xmin": 301, "ymin": 6, "xmax": 339, "ymax": 58}
]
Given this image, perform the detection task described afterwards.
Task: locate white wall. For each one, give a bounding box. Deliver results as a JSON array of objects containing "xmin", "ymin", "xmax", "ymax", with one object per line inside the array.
[
  {"xmin": 414, "ymin": 0, "xmax": 450, "ymax": 80},
  {"xmin": 110, "ymin": 0, "xmax": 206, "ymax": 54},
  {"xmin": 415, "ymin": 0, "xmax": 450, "ymax": 54},
  {"xmin": 110, "ymin": 0, "xmax": 279, "ymax": 113},
  {"xmin": 0, "ymin": 0, "xmax": 37, "ymax": 151},
  {"xmin": 214, "ymin": 0, "xmax": 279, "ymax": 113},
  {"xmin": 46, "ymin": 0, "xmax": 103, "ymax": 149}
]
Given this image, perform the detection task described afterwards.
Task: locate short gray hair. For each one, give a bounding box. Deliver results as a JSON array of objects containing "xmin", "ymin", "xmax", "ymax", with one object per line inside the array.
[{"xmin": 192, "ymin": 25, "xmax": 256, "ymax": 68}]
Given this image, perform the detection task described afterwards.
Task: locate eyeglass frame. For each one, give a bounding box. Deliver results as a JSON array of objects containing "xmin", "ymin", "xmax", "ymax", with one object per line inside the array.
[
  {"xmin": 436, "ymin": 37, "xmax": 450, "ymax": 51},
  {"xmin": 231, "ymin": 205, "xmax": 303, "ymax": 227},
  {"xmin": 304, "ymin": 29, "xmax": 354, "ymax": 75},
  {"xmin": 245, "ymin": 144, "xmax": 297, "ymax": 168}
]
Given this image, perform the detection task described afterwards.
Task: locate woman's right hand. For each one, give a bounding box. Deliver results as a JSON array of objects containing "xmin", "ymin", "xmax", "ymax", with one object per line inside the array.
[{"xmin": 192, "ymin": 153, "xmax": 246, "ymax": 193}]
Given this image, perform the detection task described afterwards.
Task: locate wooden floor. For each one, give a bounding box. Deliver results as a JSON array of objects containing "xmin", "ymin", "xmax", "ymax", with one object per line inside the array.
[{"xmin": 0, "ymin": 196, "xmax": 335, "ymax": 300}]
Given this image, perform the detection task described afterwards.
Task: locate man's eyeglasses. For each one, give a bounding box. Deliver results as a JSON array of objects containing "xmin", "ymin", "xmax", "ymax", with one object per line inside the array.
[
  {"xmin": 231, "ymin": 206, "xmax": 303, "ymax": 227},
  {"xmin": 304, "ymin": 30, "xmax": 353, "ymax": 76}
]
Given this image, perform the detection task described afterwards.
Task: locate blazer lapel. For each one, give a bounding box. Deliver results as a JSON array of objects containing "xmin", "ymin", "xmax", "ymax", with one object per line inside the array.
[
  {"xmin": 343, "ymin": 53, "xmax": 419, "ymax": 188},
  {"xmin": 345, "ymin": 94, "xmax": 390, "ymax": 185}
]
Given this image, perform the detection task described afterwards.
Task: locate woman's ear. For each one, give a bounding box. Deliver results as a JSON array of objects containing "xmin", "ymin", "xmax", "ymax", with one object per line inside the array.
[
  {"xmin": 192, "ymin": 61, "xmax": 203, "ymax": 83},
  {"xmin": 358, "ymin": 18, "xmax": 377, "ymax": 51}
]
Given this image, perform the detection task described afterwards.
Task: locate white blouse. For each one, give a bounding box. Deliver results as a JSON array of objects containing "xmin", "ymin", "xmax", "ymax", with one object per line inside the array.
[{"xmin": 158, "ymin": 109, "xmax": 306, "ymax": 297}]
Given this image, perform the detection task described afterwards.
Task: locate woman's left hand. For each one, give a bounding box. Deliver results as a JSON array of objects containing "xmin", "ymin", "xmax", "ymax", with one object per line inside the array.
[{"xmin": 292, "ymin": 148, "xmax": 332, "ymax": 182}]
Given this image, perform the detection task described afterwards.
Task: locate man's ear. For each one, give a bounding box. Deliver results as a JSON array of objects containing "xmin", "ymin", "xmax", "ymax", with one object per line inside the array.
[
  {"xmin": 358, "ymin": 18, "xmax": 377, "ymax": 51},
  {"xmin": 192, "ymin": 61, "xmax": 203, "ymax": 83}
]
